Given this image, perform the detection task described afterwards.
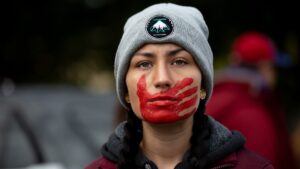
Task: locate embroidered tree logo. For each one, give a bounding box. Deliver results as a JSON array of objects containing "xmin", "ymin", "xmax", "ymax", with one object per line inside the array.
[
  {"xmin": 146, "ymin": 15, "xmax": 173, "ymax": 38},
  {"xmin": 150, "ymin": 19, "xmax": 170, "ymax": 33}
]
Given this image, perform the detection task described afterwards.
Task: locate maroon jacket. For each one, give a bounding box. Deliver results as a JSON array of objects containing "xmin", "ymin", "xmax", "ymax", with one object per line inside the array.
[
  {"xmin": 206, "ymin": 67, "xmax": 297, "ymax": 169},
  {"xmin": 85, "ymin": 148, "xmax": 273, "ymax": 169},
  {"xmin": 85, "ymin": 117, "xmax": 273, "ymax": 169}
]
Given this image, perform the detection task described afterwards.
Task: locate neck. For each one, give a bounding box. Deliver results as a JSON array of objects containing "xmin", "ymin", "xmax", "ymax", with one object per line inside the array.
[{"xmin": 140, "ymin": 116, "xmax": 194, "ymax": 169}]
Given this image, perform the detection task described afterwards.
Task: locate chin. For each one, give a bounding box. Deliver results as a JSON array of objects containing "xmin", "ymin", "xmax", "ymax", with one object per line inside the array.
[{"xmin": 142, "ymin": 110, "xmax": 194, "ymax": 124}]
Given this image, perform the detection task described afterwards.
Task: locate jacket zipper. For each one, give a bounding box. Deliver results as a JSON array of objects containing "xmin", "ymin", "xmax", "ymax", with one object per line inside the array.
[{"xmin": 210, "ymin": 163, "xmax": 234, "ymax": 169}]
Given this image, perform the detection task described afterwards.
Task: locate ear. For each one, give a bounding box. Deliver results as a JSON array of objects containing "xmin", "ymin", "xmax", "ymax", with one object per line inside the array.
[
  {"xmin": 199, "ymin": 89, "xmax": 206, "ymax": 100},
  {"xmin": 125, "ymin": 93, "xmax": 130, "ymax": 103}
]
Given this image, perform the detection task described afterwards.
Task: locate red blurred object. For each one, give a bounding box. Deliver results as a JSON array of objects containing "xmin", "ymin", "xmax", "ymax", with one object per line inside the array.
[{"xmin": 232, "ymin": 32, "xmax": 276, "ymax": 64}]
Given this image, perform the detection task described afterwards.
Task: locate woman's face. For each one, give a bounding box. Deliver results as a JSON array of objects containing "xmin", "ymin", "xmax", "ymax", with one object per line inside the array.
[{"xmin": 126, "ymin": 43, "xmax": 203, "ymax": 123}]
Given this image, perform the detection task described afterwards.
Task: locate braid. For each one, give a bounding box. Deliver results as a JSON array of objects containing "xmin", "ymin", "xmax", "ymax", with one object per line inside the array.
[
  {"xmin": 189, "ymin": 102, "xmax": 211, "ymax": 169},
  {"xmin": 117, "ymin": 109, "xmax": 142, "ymax": 169}
]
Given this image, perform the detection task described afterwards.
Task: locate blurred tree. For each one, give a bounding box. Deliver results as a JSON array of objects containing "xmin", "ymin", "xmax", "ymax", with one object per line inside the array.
[{"xmin": 0, "ymin": 0, "xmax": 299, "ymax": 91}]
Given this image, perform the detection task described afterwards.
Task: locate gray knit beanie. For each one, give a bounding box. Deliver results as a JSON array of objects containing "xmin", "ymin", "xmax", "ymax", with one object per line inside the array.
[{"xmin": 114, "ymin": 3, "xmax": 214, "ymax": 110}]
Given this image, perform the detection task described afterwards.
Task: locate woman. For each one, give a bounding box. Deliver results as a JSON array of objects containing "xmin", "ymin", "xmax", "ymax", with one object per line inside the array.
[{"xmin": 85, "ymin": 3, "xmax": 274, "ymax": 169}]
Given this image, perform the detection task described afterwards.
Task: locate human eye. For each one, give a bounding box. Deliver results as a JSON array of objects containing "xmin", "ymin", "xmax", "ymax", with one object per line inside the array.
[
  {"xmin": 136, "ymin": 61, "xmax": 152, "ymax": 69},
  {"xmin": 171, "ymin": 58, "xmax": 188, "ymax": 66}
]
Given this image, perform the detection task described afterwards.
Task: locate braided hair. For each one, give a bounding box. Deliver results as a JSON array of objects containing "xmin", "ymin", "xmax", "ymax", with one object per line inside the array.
[
  {"xmin": 117, "ymin": 109, "xmax": 142, "ymax": 169},
  {"xmin": 117, "ymin": 101, "xmax": 210, "ymax": 169},
  {"xmin": 188, "ymin": 102, "xmax": 211, "ymax": 169}
]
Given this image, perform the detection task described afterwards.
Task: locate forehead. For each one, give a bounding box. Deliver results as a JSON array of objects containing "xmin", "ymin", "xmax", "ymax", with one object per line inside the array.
[{"xmin": 135, "ymin": 43, "xmax": 183, "ymax": 53}]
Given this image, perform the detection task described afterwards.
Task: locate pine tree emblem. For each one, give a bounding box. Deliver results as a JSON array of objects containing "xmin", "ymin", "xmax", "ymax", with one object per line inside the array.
[
  {"xmin": 150, "ymin": 19, "xmax": 170, "ymax": 33},
  {"xmin": 146, "ymin": 15, "xmax": 173, "ymax": 38}
]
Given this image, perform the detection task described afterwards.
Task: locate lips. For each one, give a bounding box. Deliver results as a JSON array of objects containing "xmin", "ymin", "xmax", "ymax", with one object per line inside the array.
[{"xmin": 147, "ymin": 95, "xmax": 179, "ymax": 106}]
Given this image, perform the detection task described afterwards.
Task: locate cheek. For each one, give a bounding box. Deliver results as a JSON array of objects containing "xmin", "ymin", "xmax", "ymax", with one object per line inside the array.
[
  {"xmin": 126, "ymin": 75, "xmax": 143, "ymax": 118},
  {"xmin": 193, "ymin": 71, "xmax": 202, "ymax": 88},
  {"xmin": 129, "ymin": 90, "xmax": 141, "ymax": 116}
]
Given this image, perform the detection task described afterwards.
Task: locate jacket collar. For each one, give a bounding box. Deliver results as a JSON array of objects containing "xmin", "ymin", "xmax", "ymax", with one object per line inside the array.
[{"xmin": 101, "ymin": 116, "xmax": 245, "ymax": 168}]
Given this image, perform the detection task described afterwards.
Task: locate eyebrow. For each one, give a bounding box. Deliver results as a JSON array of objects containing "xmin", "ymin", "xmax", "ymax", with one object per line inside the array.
[
  {"xmin": 134, "ymin": 47, "xmax": 185, "ymax": 58},
  {"xmin": 168, "ymin": 48, "xmax": 184, "ymax": 56}
]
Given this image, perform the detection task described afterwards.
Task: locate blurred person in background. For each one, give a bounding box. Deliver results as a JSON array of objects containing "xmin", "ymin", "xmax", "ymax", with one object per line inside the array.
[
  {"xmin": 206, "ymin": 31, "xmax": 297, "ymax": 169},
  {"xmin": 85, "ymin": 3, "xmax": 274, "ymax": 169}
]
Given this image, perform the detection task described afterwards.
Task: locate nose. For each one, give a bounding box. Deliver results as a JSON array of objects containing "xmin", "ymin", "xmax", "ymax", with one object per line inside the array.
[{"xmin": 152, "ymin": 63, "xmax": 173, "ymax": 90}]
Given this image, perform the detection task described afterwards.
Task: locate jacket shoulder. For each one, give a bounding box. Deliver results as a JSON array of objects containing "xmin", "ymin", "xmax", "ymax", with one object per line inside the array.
[
  {"xmin": 85, "ymin": 157, "xmax": 117, "ymax": 169},
  {"xmin": 236, "ymin": 148, "xmax": 274, "ymax": 169}
]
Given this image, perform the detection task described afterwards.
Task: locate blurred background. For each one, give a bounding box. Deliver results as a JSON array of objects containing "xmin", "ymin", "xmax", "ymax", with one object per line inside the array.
[{"xmin": 0, "ymin": 0, "xmax": 299, "ymax": 168}]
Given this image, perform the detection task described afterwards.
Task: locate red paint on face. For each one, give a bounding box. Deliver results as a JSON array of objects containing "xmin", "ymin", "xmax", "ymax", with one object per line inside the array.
[{"xmin": 137, "ymin": 75, "xmax": 198, "ymax": 123}]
